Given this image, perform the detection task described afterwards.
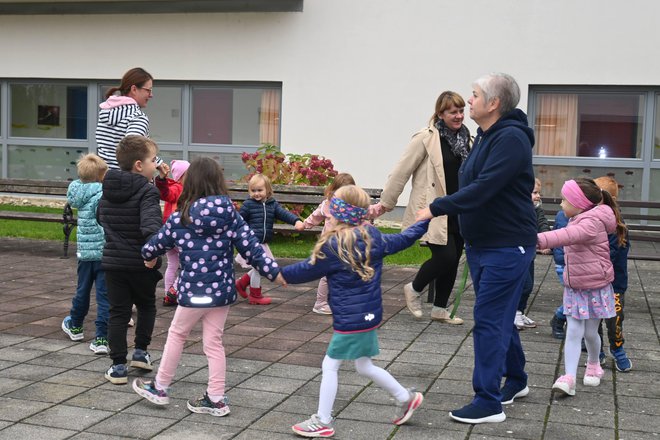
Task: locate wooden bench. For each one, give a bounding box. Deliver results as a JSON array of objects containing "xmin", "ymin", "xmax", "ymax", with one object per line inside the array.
[
  {"xmin": 0, "ymin": 178, "xmax": 76, "ymax": 258},
  {"xmin": 0, "ymin": 178, "xmax": 383, "ymax": 255},
  {"xmin": 541, "ymin": 196, "xmax": 660, "ymax": 261},
  {"xmin": 227, "ymin": 183, "xmax": 383, "ymax": 235}
]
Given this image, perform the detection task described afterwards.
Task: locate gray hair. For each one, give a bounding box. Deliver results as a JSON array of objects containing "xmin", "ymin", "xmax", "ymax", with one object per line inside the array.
[{"xmin": 473, "ymin": 73, "xmax": 520, "ymax": 115}]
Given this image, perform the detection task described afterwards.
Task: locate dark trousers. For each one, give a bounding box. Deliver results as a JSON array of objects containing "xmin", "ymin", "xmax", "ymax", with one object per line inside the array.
[
  {"xmin": 412, "ymin": 232, "xmax": 464, "ymax": 308},
  {"xmin": 466, "ymin": 245, "xmax": 535, "ymax": 412},
  {"xmin": 105, "ymin": 270, "xmax": 161, "ymax": 365},
  {"xmin": 599, "ymin": 292, "xmax": 625, "ymax": 351},
  {"xmin": 70, "ymin": 260, "xmax": 109, "ymax": 339},
  {"xmin": 517, "ymin": 257, "xmax": 536, "ymax": 313}
]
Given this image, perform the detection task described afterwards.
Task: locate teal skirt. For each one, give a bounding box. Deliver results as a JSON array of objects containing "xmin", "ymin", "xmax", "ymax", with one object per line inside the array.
[{"xmin": 326, "ymin": 329, "xmax": 380, "ymax": 360}]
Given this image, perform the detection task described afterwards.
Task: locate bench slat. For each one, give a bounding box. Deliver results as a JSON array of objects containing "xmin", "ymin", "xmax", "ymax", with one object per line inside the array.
[{"xmin": 0, "ymin": 211, "xmax": 66, "ymax": 222}]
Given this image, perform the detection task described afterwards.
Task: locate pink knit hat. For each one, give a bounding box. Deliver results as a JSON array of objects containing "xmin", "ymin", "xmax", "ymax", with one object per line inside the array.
[{"xmin": 171, "ymin": 160, "xmax": 190, "ymax": 182}]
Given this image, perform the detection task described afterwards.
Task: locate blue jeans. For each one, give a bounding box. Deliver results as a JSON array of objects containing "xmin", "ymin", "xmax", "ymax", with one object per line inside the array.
[
  {"xmin": 70, "ymin": 260, "xmax": 109, "ymax": 339},
  {"xmin": 466, "ymin": 245, "xmax": 535, "ymax": 412},
  {"xmin": 554, "ymin": 264, "xmax": 566, "ymax": 320}
]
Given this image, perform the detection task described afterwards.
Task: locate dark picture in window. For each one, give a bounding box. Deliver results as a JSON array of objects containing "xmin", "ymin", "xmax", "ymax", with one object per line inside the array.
[{"xmin": 38, "ymin": 105, "xmax": 60, "ymax": 126}]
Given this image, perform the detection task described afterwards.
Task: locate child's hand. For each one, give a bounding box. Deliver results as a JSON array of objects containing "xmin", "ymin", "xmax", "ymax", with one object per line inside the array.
[
  {"xmin": 540, "ymin": 248, "xmax": 552, "ymax": 255},
  {"xmin": 158, "ymin": 162, "xmax": 170, "ymax": 179},
  {"xmin": 294, "ymin": 220, "xmax": 305, "ymax": 231},
  {"xmin": 275, "ymin": 273, "xmax": 288, "ymax": 287},
  {"xmin": 144, "ymin": 259, "xmax": 157, "ymax": 268},
  {"xmin": 415, "ymin": 207, "xmax": 433, "ymax": 222}
]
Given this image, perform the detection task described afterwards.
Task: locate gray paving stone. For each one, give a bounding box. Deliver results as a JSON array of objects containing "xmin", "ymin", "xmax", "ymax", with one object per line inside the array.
[
  {"xmin": 231, "ymin": 428, "xmax": 295, "ymax": 440},
  {"xmin": 151, "ymin": 420, "xmax": 238, "ymax": 439},
  {"xmin": 69, "ymin": 433, "xmax": 134, "ymax": 440},
  {"xmin": 543, "ymin": 421, "xmax": 613, "ymax": 439},
  {"xmin": 0, "ymin": 363, "xmax": 66, "ymax": 381},
  {"xmin": 259, "ymin": 362, "xmax": 319, "ymax": 380},
  {"xmin": 235, "ymin": 375, "xmax": 307, "ymax": 394},
  {"xmin": 185, "ymin": 405, "xmax": 266, "ymax": 428},
  {"xmin": 618, "ymin": 410, "xmax": 660, "ymax": 434},
  {"xmin": 0, "ymin": 422, "xmax": 76, "ymax": 439},
  {"xmin": 123, "ymin": 396, "xmax": 191, "ymax": 420},
  {"xmin": 0, "ymin": 347, "xmax": 49, "ymax": 362},
  {"xmin": 5, "ymin": 381, "xmax": 87, "ymax": 403},
  {"xmin": 0, "ymin": 397, "xmax": 53, "ymax": 421},
  {"xmin": 44, "ymin": 369, "xmax": 108, "ymax": 387},
  {"xmin": 23, "ymin": 404, "xmax": 114, "ymax": 431},
  {"xmin": 227, "ymin": 388, "xmax": 288, "ymax": 410},
  {"xmin": 66, "ymin": 388, "xmax": 142, "ymax": 412},
  {"xmin": 619, "ymin": 430, "xmax": 660, "ymax": 440},
  {"xmin": 85, "ymin": 412, "xmax": 176, "ymax": 438},
  {"xmin": 471, "ymin": 415, "xmax": 545, "ymax": 439},
  {"xmin": 26, "ymin": 351, "xmax": 96, "ymax": 368}
]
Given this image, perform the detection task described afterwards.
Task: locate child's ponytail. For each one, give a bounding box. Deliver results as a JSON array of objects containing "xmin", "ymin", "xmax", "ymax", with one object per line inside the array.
[{"xmin": 600, "ymin": 190, "xmax": 628, "ymax": 247}]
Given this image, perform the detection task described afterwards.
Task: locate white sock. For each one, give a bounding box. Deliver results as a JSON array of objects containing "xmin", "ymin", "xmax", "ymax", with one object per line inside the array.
[{"xmin": 249, "ymin": 269, "xmax": 261, "ymax": 289}]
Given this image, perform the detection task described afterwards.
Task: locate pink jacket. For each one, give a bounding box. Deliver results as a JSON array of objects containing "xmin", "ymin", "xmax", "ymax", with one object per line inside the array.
[{"xmin": 537, "ymin": 204, "xmax": 616, "ymax": 290}]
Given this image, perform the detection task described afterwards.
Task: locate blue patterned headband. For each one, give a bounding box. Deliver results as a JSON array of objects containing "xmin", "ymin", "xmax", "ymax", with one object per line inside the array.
[{"xmin": 329, "ymin": 197, "xmax": 368, "ymax": 226}]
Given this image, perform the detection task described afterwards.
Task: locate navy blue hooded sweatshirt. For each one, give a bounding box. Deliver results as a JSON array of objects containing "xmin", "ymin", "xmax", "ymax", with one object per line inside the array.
[{"xmin": 429, "ymin": 109, "xmax": 537, "ymax": 247}]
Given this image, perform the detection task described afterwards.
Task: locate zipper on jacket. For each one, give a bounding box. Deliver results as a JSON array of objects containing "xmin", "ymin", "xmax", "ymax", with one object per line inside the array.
[{"xmin": 262, "ymin": 202, "xmax": 267, "ymax": 243}]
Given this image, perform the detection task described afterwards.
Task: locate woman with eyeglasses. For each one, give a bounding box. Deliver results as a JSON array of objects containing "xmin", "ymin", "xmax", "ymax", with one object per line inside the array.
[{"xmin": 96, "ymin": 67, "xmax": 156, "ymax": 170}]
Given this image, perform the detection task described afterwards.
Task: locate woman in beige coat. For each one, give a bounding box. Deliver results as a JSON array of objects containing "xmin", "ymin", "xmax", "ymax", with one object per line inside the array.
[{"xmin": 375, "ymin": 91, "xmax": 470, "ymax": 323}]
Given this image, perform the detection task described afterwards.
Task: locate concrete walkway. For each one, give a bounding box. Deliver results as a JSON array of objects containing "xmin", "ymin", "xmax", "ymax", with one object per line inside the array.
[{"xmin": 0, "ymin": 237, "xmax": 658, "ymax": 440}]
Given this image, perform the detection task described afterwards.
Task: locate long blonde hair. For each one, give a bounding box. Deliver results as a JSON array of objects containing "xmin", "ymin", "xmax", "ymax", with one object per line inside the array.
[{"xmin": 310, "ymin": 185, "xmax": 375, "ymax": 281}]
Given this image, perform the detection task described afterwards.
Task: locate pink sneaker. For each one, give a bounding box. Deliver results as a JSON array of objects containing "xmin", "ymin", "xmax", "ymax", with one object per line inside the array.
[
  {"xmin": 552, "ymin": 374, "xmax": 576, "ymax": 396},
  {"xmin": 583, "ymin": 361, "xmax": 604, "ymax": 386}
]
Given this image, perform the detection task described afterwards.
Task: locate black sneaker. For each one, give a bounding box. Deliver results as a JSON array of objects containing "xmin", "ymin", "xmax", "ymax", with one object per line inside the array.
[
  {"xmin": 187, "ymin": 393, "xmax": 230, "ymax": 417},
  {"xmin": 550, "ymin": 315, "xmax": 566, "ymax": 340},
  {"xmin": 130, "ymin": 349, "xmax": 153, "ymax": 371},
  {"xmin": 105, "ymin": 364, "xmax": 128, "ymax": 384},
  {"xmin": 501, "ymin": 384, "xmax": 529, "ymax": 405}
]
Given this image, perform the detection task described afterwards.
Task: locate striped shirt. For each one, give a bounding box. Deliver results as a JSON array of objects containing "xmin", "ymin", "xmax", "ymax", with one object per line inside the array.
[{"xmin": 96, "ymin": 99, "xmax": 150, "ymax": 170}]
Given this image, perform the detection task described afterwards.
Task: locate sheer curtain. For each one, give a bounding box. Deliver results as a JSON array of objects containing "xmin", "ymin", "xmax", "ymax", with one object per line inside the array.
[
  {"xmin": 259, "ymin": 90, "xmax": 281, "ymax": 146},
  {"xmin": 535, "ymin": 94, "xmax": 578, "ymax": 156}
]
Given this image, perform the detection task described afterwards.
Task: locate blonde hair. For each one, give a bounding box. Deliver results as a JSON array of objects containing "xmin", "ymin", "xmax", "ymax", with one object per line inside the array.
[
  {"xmin": 310, "ymin": 185, "xmax": 374, "ymax": 281},
  {"xmin": 248, "ymin": 174, "xmax": 273, "ymax": 198},
  {"xmin": 534, "ymin": 177, "xmax": 541, "ymax": 188},
  {"xmin": 77, "ymin": 153, "xmax": 108, "ymax": 183},
  {"xmin": 324, "ymin": 172, "xmax": 355, "ymax": 199}
]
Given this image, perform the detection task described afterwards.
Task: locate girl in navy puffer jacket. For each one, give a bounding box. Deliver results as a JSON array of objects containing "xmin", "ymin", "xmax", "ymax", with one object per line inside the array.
[
  {"xmin": 133, "ymin": 157, "xmax": 283, "ymax": 417},
  {"xmin": 281, "ymin": 185, "xmax": 429, "ymax": 437},
  {"xmin": 235, "ymin": 174, "xmax": 303, "ymax": 305}
]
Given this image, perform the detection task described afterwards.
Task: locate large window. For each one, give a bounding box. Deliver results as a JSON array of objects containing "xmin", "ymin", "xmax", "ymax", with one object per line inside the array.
[
  {"xmin": 529, "ymin": 87, "xmax": 659, "ymax": 203},
  {"xmin": 0, "ymin": 80, "xmax": 281, "ymax": 180},
  {"xmin": 534, "ymin": 92, "xmax": 644, "ymax": 159}
]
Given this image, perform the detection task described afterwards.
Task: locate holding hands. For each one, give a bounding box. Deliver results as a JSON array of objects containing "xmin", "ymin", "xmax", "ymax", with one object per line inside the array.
[
  {"xmin": 294, "ymin": 220, "xmax": 305, "ymax": 231},
  {"xmin": 415, "ymin": 207, "xmax": 434, "ymax": 222}
]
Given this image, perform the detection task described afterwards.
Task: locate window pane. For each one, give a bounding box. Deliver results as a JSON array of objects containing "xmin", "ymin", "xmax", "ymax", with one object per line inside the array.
[
  {"xmin": 191, "ymin": 87, "xmax": 280, "ymax": 147},
  {"xmin": 189, "ymin": 151, "xmax": 245, "ymax": 182},
  {"xmin": 654, "ymin": 95, "xmax": 660, "ymax": 160},
  {"xmin": 533, "ymin": 164, "xmax": 642, "ymax": 219},
  {"xmin": 534, "ymin": 165, "xmax": 641, "ymax": 199},
  {"xmin": 534, "ymin": 93, "xmax": 643, "ymax": 159},
  {"xmin": 11, "ymin": 84, "xmax": 87, "ymax": 139},
  {"xmin": 146, "ymin": 87, "xmax": 182, "ymax": 143},
  {"xmin": 8, "ymin": 145, "xmax": 86, "ymax": 180},
  {"xmin": 155, "ymin": 150, "xmax": 183, "ymax": 168},
  {"xmin": 650, "ymin": 170, "xmax": 660, "ymax": 223}
]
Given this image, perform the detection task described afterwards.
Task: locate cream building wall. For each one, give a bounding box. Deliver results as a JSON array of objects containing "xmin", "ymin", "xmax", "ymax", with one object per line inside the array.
[{"xmin": 1, "ymin": 0, "xmax": 659, "ymax": 200}]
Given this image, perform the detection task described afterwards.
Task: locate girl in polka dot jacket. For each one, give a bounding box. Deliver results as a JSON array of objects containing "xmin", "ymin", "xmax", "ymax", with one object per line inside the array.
[{"xmin": 132, "ymin": 157, "xmax": 285, "ymax": 417}]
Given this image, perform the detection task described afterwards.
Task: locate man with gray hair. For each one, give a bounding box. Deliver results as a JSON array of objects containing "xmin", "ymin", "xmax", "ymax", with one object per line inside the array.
[{"xmin": 416, "ymin": 73, "xmax": 536, "ymax": 424}]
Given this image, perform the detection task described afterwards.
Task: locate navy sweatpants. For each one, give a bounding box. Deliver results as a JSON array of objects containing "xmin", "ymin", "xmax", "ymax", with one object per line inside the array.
[{"xmin": 466, "ymin": 245, "xmax": 535, "ymax": 413}]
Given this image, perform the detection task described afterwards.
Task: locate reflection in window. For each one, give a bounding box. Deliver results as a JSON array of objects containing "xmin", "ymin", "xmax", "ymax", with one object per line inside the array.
[
  {"xmin": 8, "ymin": 145, "xmax": 85, "ymax": 180},
  {"xmin": 11, "ymin": 84, "xmax": 87, "ymax": 139},
  {"xmin": 534, "ymin": 164, "xmax": 640, "ymax": 210},
  {"xmin": 145, "ymin": 87, "xmax": 182, "ymax": 143},
  {"xmin": 534, "ymin": 93, "xmax": 643, "ymax": 159},
  {"xmin": 189, "ymin": 151, "xmax": 245, "ymax": 182},
  {"xmin": 653, "ymin": 95, "xmax": 660, "ymax": 160},
  {"xmin": 191, "ymin": 88, "xmax": 280, "ymax": 146}
]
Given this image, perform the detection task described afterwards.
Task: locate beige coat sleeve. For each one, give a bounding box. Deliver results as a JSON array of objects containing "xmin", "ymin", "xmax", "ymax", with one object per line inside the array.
[{"xmin": 379, "ymin": 132, "xmax": 428, "ymax": 209}]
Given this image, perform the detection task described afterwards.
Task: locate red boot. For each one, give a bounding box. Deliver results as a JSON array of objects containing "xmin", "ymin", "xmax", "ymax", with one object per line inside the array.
[
  {"xmin": 248, "ymin": 287, "xmax": 272, "ymax": 305},
  {"xmin": 235, "ymin": 273, "xmax": 250, "ymax": 299},
  {"xmin": 163, "ymin": 286, "xmax": 178, "ymax": 306}
]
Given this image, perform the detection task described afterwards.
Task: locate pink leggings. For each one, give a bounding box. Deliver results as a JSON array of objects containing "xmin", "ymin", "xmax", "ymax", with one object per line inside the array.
[
  {"xmin": 156, "ymin": 306, "xmax": 230, "ymax": 398},
  {"xmin": 164, "ymin": 248, "xmax": 180, "ymax": 293}
]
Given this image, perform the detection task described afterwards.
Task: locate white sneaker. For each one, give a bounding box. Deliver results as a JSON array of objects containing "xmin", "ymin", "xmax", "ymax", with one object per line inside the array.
[
  {"xmin": 514, "ymin": 311, "xmax": 525, "ymax": 329},
  {"xmin": 430, "ymin": 307, "xmax": 463, "ymax": 325},
  {"xmin": 403, "ymin": 283, "xmax": 423, "ymax": 319},
  {"xmin": 520, "ymin": 314, "xmax": 537, "ymax": 328}
]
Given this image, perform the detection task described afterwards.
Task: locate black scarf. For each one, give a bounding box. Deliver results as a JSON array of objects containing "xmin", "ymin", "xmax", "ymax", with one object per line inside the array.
[{"xmin": 435, "ymin": 119, "xmax": 470, "ymax": 162}]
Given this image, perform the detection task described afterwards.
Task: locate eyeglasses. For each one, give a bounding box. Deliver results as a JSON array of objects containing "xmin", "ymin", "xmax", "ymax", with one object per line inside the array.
[{"xmin": 140, "ymin": 87, "xmax": 153, "ymax": 94}]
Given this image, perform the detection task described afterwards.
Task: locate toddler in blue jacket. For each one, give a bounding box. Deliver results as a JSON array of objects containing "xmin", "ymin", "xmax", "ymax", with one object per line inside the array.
[
  {"xmin": 280, "ymin": 185, "xmax": 428, "ymax": 438},
  {"xmin": 235, "ymin": 174, "xmax": 303, "ymax": 305},
  {"xmin": 62, "ymin": 154, "xmax": 110, "ymax": 354}
]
